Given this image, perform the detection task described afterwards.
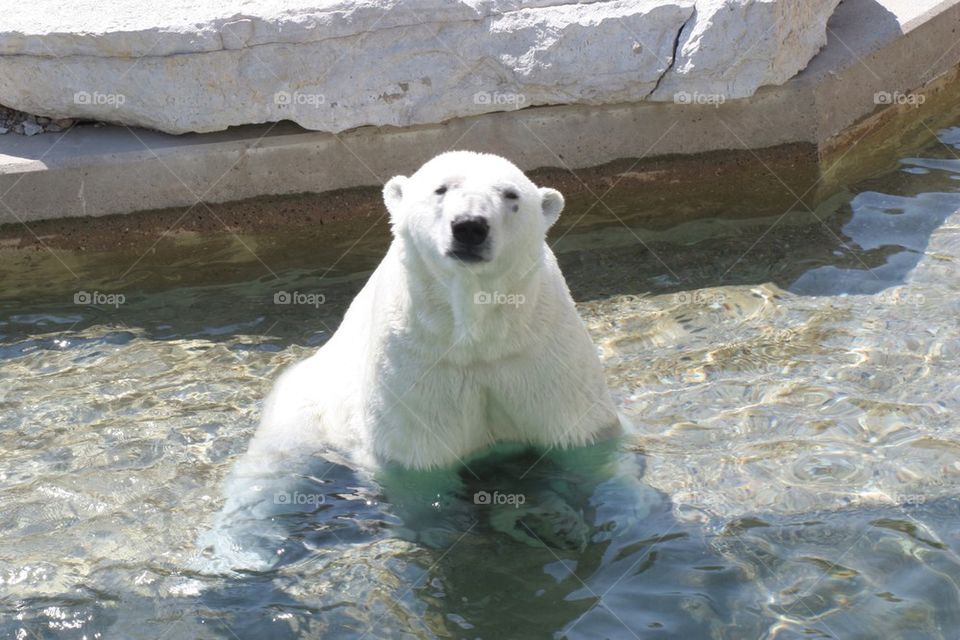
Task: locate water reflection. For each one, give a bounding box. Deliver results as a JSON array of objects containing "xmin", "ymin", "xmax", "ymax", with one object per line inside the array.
[{"xmin": 3, "ymin": 129, "xmax": 960, "ymax": 638}]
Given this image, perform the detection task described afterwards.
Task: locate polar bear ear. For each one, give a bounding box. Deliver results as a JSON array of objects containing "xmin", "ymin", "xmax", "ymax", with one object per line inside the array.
[
  {"xmin": 383, "ymin": 175, "xmax": 409, "ymax": 223},
  {"xmin": 539, "ymin": 187, "xmax": 564, "ymax": 228}
]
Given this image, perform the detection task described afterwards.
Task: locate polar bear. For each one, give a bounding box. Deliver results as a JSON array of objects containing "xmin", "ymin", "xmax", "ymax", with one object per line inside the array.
[
  {"xmin": 202, "ymin": 152, "xmax": 640, "ymax": 569},
  {"xmin": 247, "ymin": 150, "xmax": 619, "ymax": 470}
]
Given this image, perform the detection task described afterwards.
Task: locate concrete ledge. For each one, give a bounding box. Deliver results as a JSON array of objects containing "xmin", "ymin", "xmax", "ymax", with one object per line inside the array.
[{"xmin": 1, "ymin": 0, "xmax": 959, "ymax": 224}]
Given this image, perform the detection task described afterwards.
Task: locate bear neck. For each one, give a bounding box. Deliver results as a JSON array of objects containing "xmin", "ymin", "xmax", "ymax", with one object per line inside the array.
[{"xmin": 392, "ymin": 238, "xmax": 546, "ymax": 355}]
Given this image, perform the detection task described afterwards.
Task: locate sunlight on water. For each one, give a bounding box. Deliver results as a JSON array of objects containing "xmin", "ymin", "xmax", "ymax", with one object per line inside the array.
[{"xmin": 3, "ymin": 128, "xmax": 960, "ymax": 638}]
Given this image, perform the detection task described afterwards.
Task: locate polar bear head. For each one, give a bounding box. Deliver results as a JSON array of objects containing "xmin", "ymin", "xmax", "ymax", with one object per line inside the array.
[{"xmin": 382, "ymin": 151, "xmax": 564, "ymax": 272}]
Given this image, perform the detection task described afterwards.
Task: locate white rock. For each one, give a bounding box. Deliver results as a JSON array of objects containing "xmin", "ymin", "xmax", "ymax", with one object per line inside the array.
[
  {"xmin": 0, "ymin": 0, "xmax": 840, "ymax": 135},
  {"xmin": 649, "ymin": 0, "xmax": 842, "ymax": 102},
  {"xmin": 21, "ymin": 121, "xmax": 43, "ymax": 136}
]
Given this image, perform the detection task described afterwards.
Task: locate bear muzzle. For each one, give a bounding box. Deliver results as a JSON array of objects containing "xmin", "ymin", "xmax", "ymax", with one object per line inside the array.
[{"xmin": 447, "ymin": 215, "xmax": 490, "ymax": 262}]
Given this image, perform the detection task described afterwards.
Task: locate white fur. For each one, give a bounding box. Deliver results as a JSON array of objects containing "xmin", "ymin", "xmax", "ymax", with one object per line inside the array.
[{"xmin": 246, "ymin": 151, "xmax": 618, "ymax": 471}]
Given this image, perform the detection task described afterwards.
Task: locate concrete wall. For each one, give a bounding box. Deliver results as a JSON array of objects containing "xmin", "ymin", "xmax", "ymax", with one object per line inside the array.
[{"xmin": 0, "ymin": 0, "xmax": 958, "ymax": 224}]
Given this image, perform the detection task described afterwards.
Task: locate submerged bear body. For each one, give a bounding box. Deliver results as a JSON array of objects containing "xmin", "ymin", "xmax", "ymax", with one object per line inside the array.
[{"xmin": 199, "ymin": 152, "xmax": 641, "ymax": 571}]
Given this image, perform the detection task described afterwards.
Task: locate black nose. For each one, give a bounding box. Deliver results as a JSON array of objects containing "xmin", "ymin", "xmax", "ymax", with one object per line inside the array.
[{"xmin": 451, "ymin": 217, "xmax": 489, "ymax": 246}]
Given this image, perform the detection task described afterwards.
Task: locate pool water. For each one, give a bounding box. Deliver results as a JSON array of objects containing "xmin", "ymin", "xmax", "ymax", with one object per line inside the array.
[{"xmin": 3, "ymin": 127, "xmax": 960, "ymax": 639}]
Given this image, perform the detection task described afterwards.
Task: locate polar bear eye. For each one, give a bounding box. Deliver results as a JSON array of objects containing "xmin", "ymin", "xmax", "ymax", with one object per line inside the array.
[
  {"xmin": 503, "ymin": 189, "xmax": 519, "ymax": 200},
  {"xmin": 435, "ymin": 185, "xmax": 448, "ymax": 196}
]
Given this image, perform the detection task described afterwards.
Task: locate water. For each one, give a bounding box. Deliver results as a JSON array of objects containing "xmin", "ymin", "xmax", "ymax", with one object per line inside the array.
[{"xmin": 3, "ymin": 128, "xmax": 960, "ymax": 638}]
